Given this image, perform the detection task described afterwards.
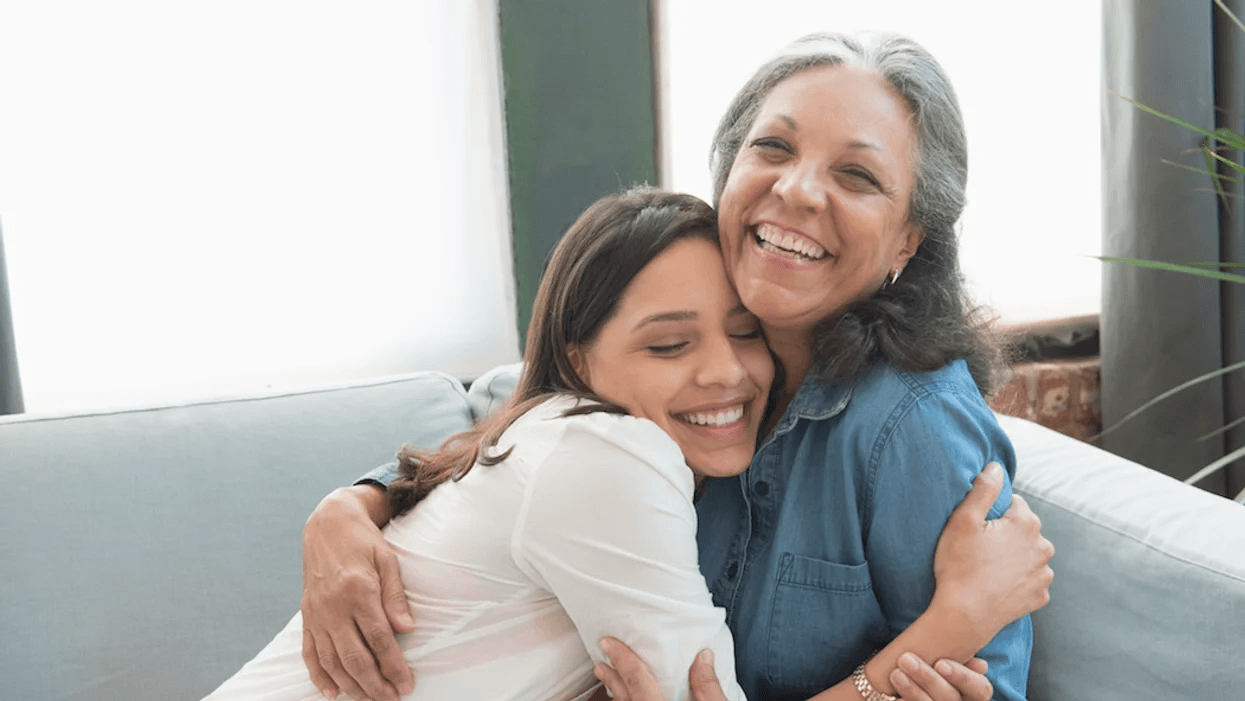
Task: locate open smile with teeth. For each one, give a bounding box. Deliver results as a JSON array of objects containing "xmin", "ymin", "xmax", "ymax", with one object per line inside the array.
[
  {"xmin": 676, "ymin": 403, "xmax": 746, "ymax": 427},
  {"xmin": 753, "ymin": 223, "xmax": 828, "ymax": 261}
]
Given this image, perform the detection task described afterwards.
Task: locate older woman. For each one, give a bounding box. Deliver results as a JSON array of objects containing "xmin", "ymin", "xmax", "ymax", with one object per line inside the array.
[{"xmin": 300, "ymin": 32, "xmax": 1048, "ymax": 701}]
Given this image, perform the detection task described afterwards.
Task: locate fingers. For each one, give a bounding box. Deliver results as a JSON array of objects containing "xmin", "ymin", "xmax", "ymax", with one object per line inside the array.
[
  {"xmin": 598, "ymin": 636, "xmax": 664, "ymax": 700},
  {"xmin": 689, "ymin": 650, "xmax": 730, "ymax": 701},
  {"xmin": 890, "ymin": 653, "xmax": 956, "ymax": 701},
  {"xmin": 966, "ymin": 657, "xmax": 988, "ymax": 676},
  {"xmin": 931, "ymin": 658, "xmax": 994, "ymax": 701},
  {"xmin": 378, "ymin": 547, "xmax": 416, "ymax": 634},
  {"xmin": 594, "ymin": 661, "xmax": 630, "ymax": 701},
  {"xmin": 309, "ymin": 625, "xmax": 372, "ymax": 701},
  {"xmin": 302, "ymin": 626, "xmax": 338, "ymax": 700},
  {"xmin": 373, "ymin": 548, "xmax": 415, "ymax": 695},
  {"xmin": 951, "ymin": 463, "xmax": 1005, "ymax": 525},
  {"xmin": 336, "ymin": 620, "xmax": 400, "ymax": 701}
]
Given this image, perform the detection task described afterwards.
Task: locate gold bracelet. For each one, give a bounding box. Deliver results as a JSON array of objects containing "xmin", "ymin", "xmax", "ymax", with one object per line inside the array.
[{"xmin": 852, "ymin": 662, "xmax": 898, "ymax": 701}]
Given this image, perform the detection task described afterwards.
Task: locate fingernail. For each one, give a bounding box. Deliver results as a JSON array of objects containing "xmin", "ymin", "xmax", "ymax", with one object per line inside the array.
[
  {"xmin": 318, "ymin": 689, "xmax": 337, "ymax": 700},
  {"xmin": 937, "ymin": 660, "xmax": 954, "ymax": 677},
  {"xmin": 397, "ymin": 613, "xmax": 415, "ymax": 627},
  {"xmin": 593, "ymin": 663, "xmax": 606, "ymax": 681},
  {"xmin": 981, "ymin": 463, "xmax": 1001, "ymax": 481},
  {"xmin": 899, "ymin": 653, "xmax": 919, "ymax": 673},
  {"xmin": 697, "ymin": 648, "xmax": 715, "ymax": 665},
  {"xmin": 598, "ymin": 637, "xmax": 613, "ymax": 655},
  {"xmin": 890, "ymin": 669, "xmax": 911, "ymax": 689},
  {"xmin": 399, "ymin": 680, "xmax": 414, "ymax": 695}
]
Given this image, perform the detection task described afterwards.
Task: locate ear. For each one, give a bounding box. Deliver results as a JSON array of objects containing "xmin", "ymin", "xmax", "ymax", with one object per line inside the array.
[
  {"xmin": 892, "ymin": 222, "xmax": 925, "ymax": 270},
  {"xmin": 568, "ymin": 345, "xmax": 591, "ymax": 386}
]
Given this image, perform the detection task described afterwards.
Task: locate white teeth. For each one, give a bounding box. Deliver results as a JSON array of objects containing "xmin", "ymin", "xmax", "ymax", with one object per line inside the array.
[
  {"xmin": 677, "ymin": 405, "xmax": 745, "ymax": 427},
  {"xmin": 754, "ymin": 223, "xmax": 828, "ymax": 260}
]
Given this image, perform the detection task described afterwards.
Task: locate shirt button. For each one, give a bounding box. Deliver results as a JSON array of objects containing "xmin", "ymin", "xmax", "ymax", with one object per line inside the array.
[
  {"xmin": 755, "ymin": 481, "xmax": 769, "ymax": 496},
  {"xmin": 726, "ymin": 562, "xmax": 739, "ymax": 579}
]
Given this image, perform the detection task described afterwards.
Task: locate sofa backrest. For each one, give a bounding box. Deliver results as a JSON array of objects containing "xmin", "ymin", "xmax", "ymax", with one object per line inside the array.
[
  {"xmin": 0, "ymin": 372, "xmax": 474, "ymax": 701},
  {"xmin": 1001, "ymin": 414, "xmax": 1245, "ymax": 701}
]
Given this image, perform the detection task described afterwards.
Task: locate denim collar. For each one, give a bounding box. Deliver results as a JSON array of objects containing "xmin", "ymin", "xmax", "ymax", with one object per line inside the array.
[{"xmin": 769, "ymin": 372, "xmax": 854, "ymax": 441}]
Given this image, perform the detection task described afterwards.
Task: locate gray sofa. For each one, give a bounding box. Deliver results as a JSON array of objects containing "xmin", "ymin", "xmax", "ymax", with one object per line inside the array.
[{"xmin": 3, "ymin": 365, "xmax": 1243, "ymax": 700}]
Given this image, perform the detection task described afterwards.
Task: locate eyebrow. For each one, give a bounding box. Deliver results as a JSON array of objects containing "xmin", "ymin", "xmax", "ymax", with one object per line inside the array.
[
  {"xmin": 632, "ymin": 311, "xmax": 696, "ymax": 331},
  {"xmin": 768, "ymin": 114, "xmax": 882, "ymax": 152}
]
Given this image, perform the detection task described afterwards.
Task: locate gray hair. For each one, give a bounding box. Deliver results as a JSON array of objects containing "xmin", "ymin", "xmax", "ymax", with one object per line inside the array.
[
  {"xmin": 710, "ymin": 32, "xmax": 1000, "ymax": 394},
  {"xmin": 710, "ymin": 32, "xmax": 968, "ymax": 252}
]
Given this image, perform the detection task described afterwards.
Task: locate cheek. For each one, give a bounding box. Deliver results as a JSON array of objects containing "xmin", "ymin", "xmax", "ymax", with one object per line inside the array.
[{"xmin": 743, "ymin": 346, "xmax": 776, "ymax": 394}]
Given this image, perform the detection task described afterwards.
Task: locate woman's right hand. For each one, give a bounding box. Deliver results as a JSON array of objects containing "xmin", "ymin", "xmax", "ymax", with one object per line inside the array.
[
  {"xmin": 300, "ymin": 485, "xmax": 414, "ymax": 701},
  {"xmin": 931, "ymin": 463, "xmax": 1055, "ymax": 645}
]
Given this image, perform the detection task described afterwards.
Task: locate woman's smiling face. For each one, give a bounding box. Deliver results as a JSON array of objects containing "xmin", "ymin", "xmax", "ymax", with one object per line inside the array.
[
  {"xmin": 575, "ymin": 237, "xmax": 774, "ymax": 479},
  {"xmin": 717, "ymin": 65, "xmax": 926, "ymax": 336}
]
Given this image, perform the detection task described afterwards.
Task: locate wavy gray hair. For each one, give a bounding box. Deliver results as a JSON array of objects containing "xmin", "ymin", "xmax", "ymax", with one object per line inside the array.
[{"xmin": 710, "ymin": 32, "xmax": 1000, "ymax": 394}]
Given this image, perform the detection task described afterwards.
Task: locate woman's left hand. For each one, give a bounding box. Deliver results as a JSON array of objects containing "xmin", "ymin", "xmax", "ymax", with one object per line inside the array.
[
  {"xmin": 592, "ymin": 636, "xmax": 726, "ymax": 701},
  {"xmin": 889, "ymin": 654, "xmax": 993, "ymax": 701},
  {"xmin": 592, "ymin": 637, "xmax": 993, "ymax": 701}
]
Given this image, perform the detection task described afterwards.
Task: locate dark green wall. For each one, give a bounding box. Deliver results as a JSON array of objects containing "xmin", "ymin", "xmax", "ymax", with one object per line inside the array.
[{"xmin": 498, "ymin": 0, "xmax": 658, "ymax": 343}]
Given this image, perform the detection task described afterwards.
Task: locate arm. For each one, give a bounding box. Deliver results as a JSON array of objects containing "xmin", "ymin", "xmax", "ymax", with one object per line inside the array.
[
  {"xmin": 300, "ymin": 464, "xmax": 413, "ymax": 701},
  {"xmin": 862, "ymin": 390, "xmax": 1043, "ymax": 701},
  {"xmin": 592, "ymin": 465, "xmax": 1046, "ymax": 701},
  {"xmin": 514, "ymin": 416, "xmax": 746, "ymax": 701}
]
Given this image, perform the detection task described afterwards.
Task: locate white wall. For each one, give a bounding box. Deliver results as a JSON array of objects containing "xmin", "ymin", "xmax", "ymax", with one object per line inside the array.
[
  {"xmin": 657, "ymin": 0, "xmax": 1102, "ymax": 325},
  {"xmin": 0, "ymin": 0, "xmax": 518, "ymax": 413}
]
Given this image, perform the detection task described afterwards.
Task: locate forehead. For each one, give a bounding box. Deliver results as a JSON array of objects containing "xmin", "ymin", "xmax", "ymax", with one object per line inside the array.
[
  {"xmin": 759, "ymin": 64, "xmax": 914, "ymax": 135},
  {"xmin": 612, "ymin": 238, "xmax": 728, "ymax": 313}
]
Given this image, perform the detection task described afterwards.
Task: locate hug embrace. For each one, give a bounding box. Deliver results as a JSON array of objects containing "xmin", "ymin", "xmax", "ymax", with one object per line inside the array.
[{"xmin": 204, "ymin": 31, "xmax": 1054, "ymax": 701}]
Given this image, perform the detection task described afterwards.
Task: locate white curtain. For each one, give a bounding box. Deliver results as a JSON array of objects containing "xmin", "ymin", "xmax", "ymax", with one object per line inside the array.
[{"xmin": 0, "ymin": 0, "xmax": 518, "ymax": 413}]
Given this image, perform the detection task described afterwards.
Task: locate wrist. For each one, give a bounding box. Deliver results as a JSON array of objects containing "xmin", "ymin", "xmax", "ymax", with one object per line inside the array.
[
  {"xmin": 927, "ymin": 587, "xmax": 993, "ymax": 656},
  {"xmin": 313, "ymin": 484, "xmax": 392, "ymax": 530}
]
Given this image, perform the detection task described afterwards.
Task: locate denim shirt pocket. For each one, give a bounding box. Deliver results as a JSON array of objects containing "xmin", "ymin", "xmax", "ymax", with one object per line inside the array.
[{"xmin": 766, "ymin": 553, "xmax": 888, "ymax": 694}]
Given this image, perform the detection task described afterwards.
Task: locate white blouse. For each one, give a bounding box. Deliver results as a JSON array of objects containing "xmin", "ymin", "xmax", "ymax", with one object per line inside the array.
[{"xmin": 202, "ymin": 396, "xmax": 744, "ymax": 701}]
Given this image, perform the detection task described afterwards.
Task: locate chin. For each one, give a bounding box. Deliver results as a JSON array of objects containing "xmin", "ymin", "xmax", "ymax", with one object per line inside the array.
[{"xmin": 690, "ymin": 454, "xmax": 753, "ymax": 479}]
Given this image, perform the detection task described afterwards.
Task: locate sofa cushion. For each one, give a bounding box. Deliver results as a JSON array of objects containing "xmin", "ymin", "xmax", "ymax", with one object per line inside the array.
[
  {"xmin": 465, "ymin": 361, "xmax": 523, "ymax": 422},
  {"xmin": 1000, "ymin": 414, "xmax": 1245, "ymax": 701},
  {"xmin": 0, "ymin": 372, "xmax": 472, "ymax": 701}
]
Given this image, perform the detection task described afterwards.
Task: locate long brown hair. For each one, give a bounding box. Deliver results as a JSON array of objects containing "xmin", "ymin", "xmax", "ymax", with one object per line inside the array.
[{"xmin": 388, "ymin": 186, "xmax": 718, "ymax": 517}]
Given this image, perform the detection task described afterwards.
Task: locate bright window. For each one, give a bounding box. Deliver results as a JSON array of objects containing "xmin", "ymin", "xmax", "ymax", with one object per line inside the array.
[{"xmin": 0, "ymin": 0, "xmax": 518, "ymax": 413}]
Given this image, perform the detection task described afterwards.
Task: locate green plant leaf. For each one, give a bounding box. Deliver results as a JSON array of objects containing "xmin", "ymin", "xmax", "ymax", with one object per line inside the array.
[
  {"xmin": 1216, "ymin": 0, "xmax": 1245, "ymax": 34},
  {"xmin": 1093, "ymin": 359, "xmax": 1245, "ymax": 441},
  {"xmin": 1161, "ymin": 157, "xmax": 1245, "ymax": 184},
  {"xmin": 1197, "ymin": 413, "xmax": 1245, "ymax": 442},
  {"xmin": 1185, "ymin": 444, "xmax": 1245, "ymax": 487},
  {"xmin": 1112, "ymin": 93, "xmax": 1215, "ymax": 139},
  {"xmin": 1205, "ymin": 145, "xmax": 1245, "ymax": 175},
  {"xmin": 1178, "ymin": 261, "xmax": 1245, "ymax": 270},
  {"xmin": 1097, "ymin": 256, "xmax": 1245, "ymax": 284},
  {"xmin": 1212, "ymin": 127, "xmax": 1245, "ymax": 151}
]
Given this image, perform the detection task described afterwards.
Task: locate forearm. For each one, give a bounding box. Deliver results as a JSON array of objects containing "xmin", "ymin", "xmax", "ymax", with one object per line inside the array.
[{"xmin": 820, "ymin": 601, "xmax": 984, "ymax": 699}]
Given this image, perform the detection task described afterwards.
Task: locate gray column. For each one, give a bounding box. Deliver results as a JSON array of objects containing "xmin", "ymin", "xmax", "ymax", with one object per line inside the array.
[{"xmin": 0, "ymin": 222, "xmax": 23, "ymax": 415}]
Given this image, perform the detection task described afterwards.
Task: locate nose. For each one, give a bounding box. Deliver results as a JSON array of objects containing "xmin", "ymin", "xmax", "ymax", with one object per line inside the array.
[
  {"xmin": 696, "ymin": 334, "xmax": 749, "ymax": 389},
  {"xmin": 773, "ymin": 161, "xmax": 828, "ymax": 213}
]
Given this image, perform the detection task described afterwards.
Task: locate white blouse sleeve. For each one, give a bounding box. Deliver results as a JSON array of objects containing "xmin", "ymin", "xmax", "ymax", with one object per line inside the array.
[{"xmin": 511, "ymin": 412, "xmax": 746, "ymax": 701}]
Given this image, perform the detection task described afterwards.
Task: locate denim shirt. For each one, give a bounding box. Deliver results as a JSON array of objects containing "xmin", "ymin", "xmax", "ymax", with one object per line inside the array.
[
  {"xmin": 363, "ymin": 359, "xmax": 1031, "ymax": 700},
  {"xmin": 695, "ymin": 359, "xmax": 1030, "ymax": 701}
]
